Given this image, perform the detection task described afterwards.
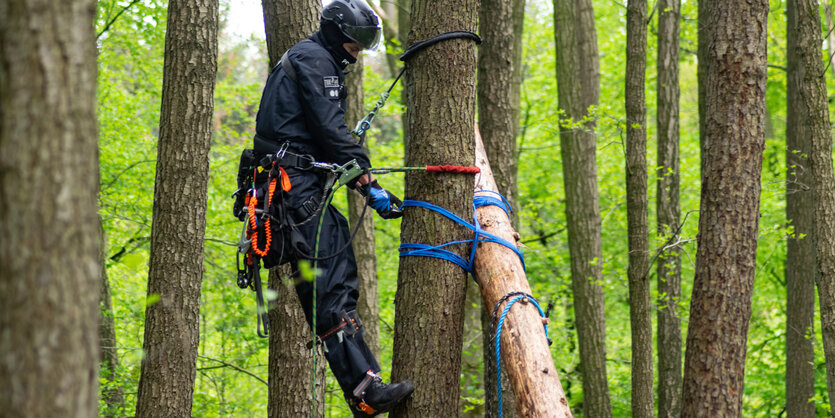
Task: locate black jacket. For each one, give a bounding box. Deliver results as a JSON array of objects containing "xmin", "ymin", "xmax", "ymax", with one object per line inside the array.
[{"xmin": 254, "ymin": 32, "xmax": 371, "ymax": 169}]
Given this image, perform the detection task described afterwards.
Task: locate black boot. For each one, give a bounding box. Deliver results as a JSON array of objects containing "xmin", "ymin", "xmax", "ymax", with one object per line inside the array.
[{"xmin": 350, "ymin": 374, "xmax": 414, "ymax": 416}]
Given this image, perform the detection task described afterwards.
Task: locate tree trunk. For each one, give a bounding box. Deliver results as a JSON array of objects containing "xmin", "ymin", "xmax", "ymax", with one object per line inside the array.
[
  {"xmin": 785, "ymin": 1, "xmax": 818, "ymax": 416},
  {"xmin": 473, "ymin": 129, "xmax": 573, "ymax": 417},
  {"xmin": 390, "ymin": 1, "xmax": 479, "ymax": 415},
  {"xmin": 134, "ymin": 1, "xmax": 217, "ymax": 416},
  {"xmin": 345, "ymin": 55, "xmax": 381, "ymax": 359},
  {"xmin": 399, "ymin": 0, "xmax": 413, "ymax": 157},
  {"xmin": 681, "ymin": 1, "xmax": 767, "ymax": 416},
  {"xmin": 553, "ymin": 0, "xmax": 612, "ymax": 416},
  {"xmin": 477, "ymin": 0, "xmax": 525, "ymax": 415},
  {"xmin": 262, "ymin": 0, "xmax": 319, "ymax": 69},
  {"xmin": 798, "ymin": 0, "xmax": 835, "ymax": 415},
  {"xmin": 99, "ymin": 218, "xmax": 124, "ymax": 417},
  {"xmin": 625, "ymin": 0, "xmax": 652, "ymax": 416},
  {"xmin": 260, "ymin": 1, "xmax": 327, "ymax": 415},
  {"xmin": 655, "ymin": 1, "xmax": 683, "ymax": 417},
  {"xmin": 0, "ymin": 2, "xmax": 100, "ymax": 416}
]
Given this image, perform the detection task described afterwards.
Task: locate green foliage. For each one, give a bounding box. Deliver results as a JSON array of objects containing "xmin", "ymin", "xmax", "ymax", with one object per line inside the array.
[{"xmin": 96, "ymin": 0, "xmax": 835, "ymax": 416}]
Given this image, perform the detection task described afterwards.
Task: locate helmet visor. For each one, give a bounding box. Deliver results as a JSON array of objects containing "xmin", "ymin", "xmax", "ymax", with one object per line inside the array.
[{"xmin": 343, "ymin": 25, "xmax": 382, "ymax": 51}]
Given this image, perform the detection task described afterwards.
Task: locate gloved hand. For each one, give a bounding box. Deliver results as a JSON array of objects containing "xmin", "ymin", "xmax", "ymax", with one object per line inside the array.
[{"xmin": 359, "ymin": 180, "xmax": 403, "ymax": 219}]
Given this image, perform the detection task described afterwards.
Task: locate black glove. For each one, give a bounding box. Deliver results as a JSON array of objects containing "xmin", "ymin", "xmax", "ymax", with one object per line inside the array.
[{"xmin": 359, "ymin": 180, "xmax": 403, "ymax": 219}]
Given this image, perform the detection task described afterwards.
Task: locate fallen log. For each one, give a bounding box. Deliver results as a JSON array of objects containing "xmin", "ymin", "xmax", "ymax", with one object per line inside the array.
[{"xmin": 473, "ymin": 127, "xmax": 573, "ymax": 417}]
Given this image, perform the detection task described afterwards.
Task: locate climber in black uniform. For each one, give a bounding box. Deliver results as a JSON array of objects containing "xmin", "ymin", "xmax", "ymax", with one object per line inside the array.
[{"xmin": 252, "ymin": 0, "xmax": 413, "ymax": 415}]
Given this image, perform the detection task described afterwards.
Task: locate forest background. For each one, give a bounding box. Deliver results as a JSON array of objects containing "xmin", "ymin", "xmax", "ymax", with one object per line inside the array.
[{"xmin": 95, "ymin": 0, "xmax": 830, "ymax": 416}]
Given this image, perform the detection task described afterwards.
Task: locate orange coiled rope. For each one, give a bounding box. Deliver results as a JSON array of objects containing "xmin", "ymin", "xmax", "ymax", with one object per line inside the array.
[{"xmin": 248, "ymin": 178, "xmax": 277, "ymax": 257}]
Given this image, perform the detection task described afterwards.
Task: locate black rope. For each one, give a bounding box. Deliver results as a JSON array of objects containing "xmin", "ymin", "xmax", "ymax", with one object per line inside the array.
[
  {"xmin": 399, "ymin": 31, "xmax": 482, "ymax": 62},
  {"xmin": 490, "ymin": 291, "xmax": 533, "ymax": 328}
]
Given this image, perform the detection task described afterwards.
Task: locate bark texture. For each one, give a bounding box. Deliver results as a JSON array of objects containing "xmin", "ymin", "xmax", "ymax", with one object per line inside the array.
[
  {"xmin": 134, "ymin": 1, "xmax": 218, "ymax": 416},
  {"xmin": 681, "ymin": 1, "xmax": 767, "ymax": 416},
  {"xmin": 473, "ymin": 130, "xmax": 573, "ymax": 417},
  {"xmin": 260, "ymin": 1, "xmax": 327, "ymax": 415},
  {"xmin": 625, "ymin": 0, "xmax": 652, "ymax": 416},
  {"xmin": 478, "ymin": 0, "xmax": 525, "ymax": 415},
  {"xmin": 553, "ymin": 0, "xmax": 612, "ymax": 415},
  {"xmin": 0, "ymin": 1, "xmax": 100, "ymax": 416},
  {"xmin": 390, "ymin": 1, "xmax": 479, "ymax": 415},
  {"xmin": 785, "ymin": 1, "xmax": 818, "ymax": 415},
  {"xmin": 655, "ymin": 0, "xmax": 683, "ymax": 416},
  {"xmin": 345, "ymin": 55, "xmax": 381, "ymax": 359},
  {"xmin": 801, "ymin": 0, "xmax": 835, "ymax": 414},
  {"xmin": 262, "ymin": 0, "xmax": 320, "ymax": 69},
  {"xmin": 267, "ymin": 274, "xmax": 326, "ymax": 418}
]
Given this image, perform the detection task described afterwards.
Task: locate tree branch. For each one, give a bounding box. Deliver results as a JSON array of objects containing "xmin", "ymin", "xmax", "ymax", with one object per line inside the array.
[
  {"xmin": 97, "ymin": 0, "xmax": 142, "ymax": 39},
  {"xmin": 197, "ymin": 355, "xmax": 267, "ymax": 386}
]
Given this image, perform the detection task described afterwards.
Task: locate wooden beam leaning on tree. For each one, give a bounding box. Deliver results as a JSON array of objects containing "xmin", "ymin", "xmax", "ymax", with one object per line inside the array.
[{"xmin": 473, "ymin": 127, "xmax": 572, "ymax": 417}]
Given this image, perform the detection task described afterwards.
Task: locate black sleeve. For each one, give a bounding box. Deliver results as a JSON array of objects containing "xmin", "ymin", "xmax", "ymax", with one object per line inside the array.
[{"xmin": 288, "ymin": 49, "xmax": 371, "ymax": 169}]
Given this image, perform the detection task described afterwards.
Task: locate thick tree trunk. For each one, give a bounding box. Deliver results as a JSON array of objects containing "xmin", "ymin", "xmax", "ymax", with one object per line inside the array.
[
  {"xmin": 797, "ymin": 1, "xmax": 835, "ymax": 415},
  {"xmin": 625, "ymin": 0, "xmax": 652, "ymax": 416},
  {"xmin": 681, "ymin": 1, "xmax": 767, "ymax": 416},
  {"xmin": 267, "ymin": 274, "xmax": 326, "ymax": 418},
  {"xmin": 477, "ymin": 0, "xmax": 525, "ymax": 415},
  {"xmin": 655, "ymin": 0, "xmax": 683, "ymax": 416},
  {"xmin": 473, "ymin": 130, "xmax": 573, "ymax": 417},
  {"xmin": 0, "ymin": 1, "xmax": 100, "ymax": 416},
  {"xmin": 345, "ymin": 55, "xmax": 381, "ymax": 359},
  {"xmin": 260, "ymin": 1, "xmax": 327, "ymax": 415},
  {"xmin": 390, "ymin": 1, "xmax": 479, "ymax": 415},
  {"xmin": 553, "ymin": 0, "xmax": 612, "ymax": 416},
  {"xmin": 785, "ymin": 1, "xmax": 818, "ymax": 415},
  {"xmin": 135, "ymin": 2, "xmax": 218, "ymax": 416},
  {"xmin": 262, "ymin": 0, "xmax": 319, "ymax": 69}
]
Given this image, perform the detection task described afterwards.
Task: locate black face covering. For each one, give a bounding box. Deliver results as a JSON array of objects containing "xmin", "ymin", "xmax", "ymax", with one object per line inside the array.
[{"xmin": 319, "ymin": 23, "xmax": 358, "ymax": 68}]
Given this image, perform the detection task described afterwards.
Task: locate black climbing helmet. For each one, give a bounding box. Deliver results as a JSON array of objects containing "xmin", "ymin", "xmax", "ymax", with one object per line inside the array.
[{"xmin": 321, "ymin": 0, "xmax": 382, "ymax": 51}]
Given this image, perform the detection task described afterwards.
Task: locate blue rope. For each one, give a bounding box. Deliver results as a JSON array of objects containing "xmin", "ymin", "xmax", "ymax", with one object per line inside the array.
[
  {"xmin": 398, "ymin": 199, "xmax": 525, "ymax": 272},
  {"xmin": 495, "ymin": 294, "xmax": 549, "ymax": 417},
  {"xmin": 474, "ymin": 190, "xmax": 513, "ymax": 217}
]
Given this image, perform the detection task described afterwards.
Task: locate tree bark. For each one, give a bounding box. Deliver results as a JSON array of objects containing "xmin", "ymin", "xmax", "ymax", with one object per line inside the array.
[
  {"xmin": 655, "ymin": 0, "xmax": 683, "ymax": 417},
  {"xmin": 625, "ymin": 0, "xmax": 652, "ymax": 416},
  {"xmin": 477, "ymin": 0, "xmax": 525, "ymax": 415},
  {"xmin": 473, "ymin": 129, "xmax": 573, "ymax": 417},
  {"xmin": 553, "ymin": 0, "xmax": 612, "ymax": 416},
  {"xmin": 390, "ymin": 0, "xmax": 479, "ymax": 415},
  {"xmin": 260, "ymin": 1, "xmax": 328, "ymax": 416},
  {"xmin": 262, "ymin": 0, "xmax": 319, "ymax": 69},
  {"xmin": 785, "ymin": 1, "xmax": 818, "ymax": 415},
  {"xmin": 798, "ymin": 0, "xmax": 835, "ymax": 415},
  {"xmin": 0, "ymin": 1, "xmax": 100, "ymax": 416},
  {"xmin": 345, "ymin": 55, "xmax": 381, "ymax": 359},
  {"xmin": 681, "ymin": 1, "xmax": 767, "ymax": 416},
  {"xmin": 134, "ymin": 1, "xmax": 217, "ymax": 416}
]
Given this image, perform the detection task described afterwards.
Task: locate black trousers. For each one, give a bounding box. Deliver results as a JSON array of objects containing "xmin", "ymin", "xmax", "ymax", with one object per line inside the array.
[{"xmin": 287, "ymin": 169, "xmax": 380, "ymax": 397}]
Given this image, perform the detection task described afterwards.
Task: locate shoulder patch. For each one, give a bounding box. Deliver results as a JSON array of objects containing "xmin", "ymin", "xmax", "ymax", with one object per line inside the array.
[{"xmin": 323, "ymin": 76, "xmax": 339, "ymax": 88}]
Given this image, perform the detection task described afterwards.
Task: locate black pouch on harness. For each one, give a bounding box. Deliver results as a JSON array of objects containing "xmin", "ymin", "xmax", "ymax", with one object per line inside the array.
[{"xmin": 232, "ymin": 149, "xmax": 269, "ymax": 221}]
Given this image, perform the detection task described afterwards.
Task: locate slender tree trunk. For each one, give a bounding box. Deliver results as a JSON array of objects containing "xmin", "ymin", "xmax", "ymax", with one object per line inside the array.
[
  {"xmin": 390, "ymin": 1, "xmax": 479, "ymax": 416},
  {"xmin": 99, "ymin": 218, "xmax": 124, "ymax": 417},
  {"xmin": 826, "ymin": 2, "xmax": 835, "ymax": 80},
  {"xmin": 681, "ymin": 1, "xmax": 767, "ymax": 416},
  {"xmin": 262, "ymin": 0, "xmax": 319, "ymax": 69},
  {"xmin": 625, "ymin": 0, "xmax": 652, "ymax": 416},
  {"xmin": 796, "ymin": 1, "xmax": 835, "ymax": 415},
  {"xmin": 134, "ymin": 1, "xmax": 217, "ymax": 416},
  {"xmin": 553, "ymin": 0, "xmax": 612, "ymax": 416},
  {"xmin": 0, "ymin": 1, "xmax": 100, "ymax": 416},
  {"xmin": 478, "ymin": 0, "xmax": 526, "ymax": 415},
  {"xmin": 655, "ymin": 1, "xmax": 683, "ymax": 417},
  {"xmin": 399, "ymin": 0, "xmax": 413, "ymax": 157},
  {"xmin": 785, "ymin": 1, "xmax": 818, "ymax": 415},
  {"xmin": 260, "ymin": 1, "xmax": 327, "ymax": 416},
  {"xmin": 345, "ymin": 55, "xmax": 381, "ymax": 360}
]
